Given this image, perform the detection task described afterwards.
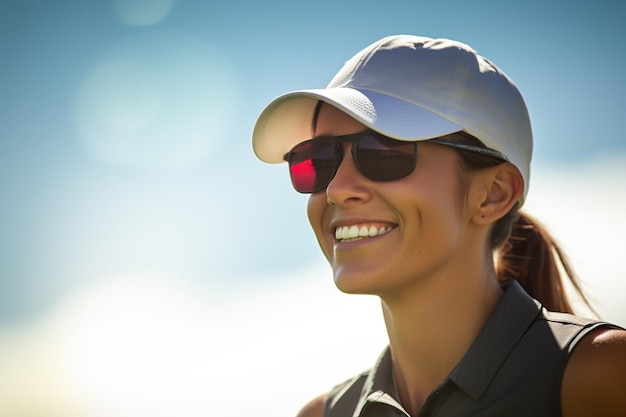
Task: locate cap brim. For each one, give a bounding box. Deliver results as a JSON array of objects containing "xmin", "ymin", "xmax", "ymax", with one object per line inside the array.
[{"xmin": 252, "ymin": 87, "xmax": 463, "ymax": 163}]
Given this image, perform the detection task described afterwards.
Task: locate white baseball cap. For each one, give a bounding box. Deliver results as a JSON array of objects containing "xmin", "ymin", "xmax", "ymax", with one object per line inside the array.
[{"xmin": 252, "ymin": 34, "xmax": 532, "ymax": 202}]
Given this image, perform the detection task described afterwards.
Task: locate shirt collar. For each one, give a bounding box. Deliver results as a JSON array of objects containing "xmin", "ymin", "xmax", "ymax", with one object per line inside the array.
[
  {"xmin": 449, "ymin": 280, "xmax": 542, "ymax": 399},
  {"xmin": 353, "ymin": 280, "xmax": 542, "ymax": 414},
  {"xmin": 353, "ymin": 347, "xmax": 411, "ymax": 417}
]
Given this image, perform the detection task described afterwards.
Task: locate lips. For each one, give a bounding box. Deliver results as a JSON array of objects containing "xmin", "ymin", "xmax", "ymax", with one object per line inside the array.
[{"xmin": 335, "ymin": 224, "xmax": 394, "ymax": 243}]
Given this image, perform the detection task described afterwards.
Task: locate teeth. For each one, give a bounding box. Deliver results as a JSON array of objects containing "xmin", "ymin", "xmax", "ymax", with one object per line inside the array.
[{"xmin": 335, "ymin": 225, "xmax": 393, "ymax": 242}]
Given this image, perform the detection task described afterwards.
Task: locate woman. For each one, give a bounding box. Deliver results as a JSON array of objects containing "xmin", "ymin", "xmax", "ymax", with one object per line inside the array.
[{"xmin": 252, "ymin": 35, "xmax": 626, "ymax": 416}]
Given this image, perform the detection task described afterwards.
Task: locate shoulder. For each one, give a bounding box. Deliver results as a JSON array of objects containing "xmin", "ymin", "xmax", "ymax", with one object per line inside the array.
[
  {"xmin": 561, "ymin": 327, "xmax": 626, "ymax": 417},
  {"xmin": 295, "ymin": 393, "xmax": 328, "ymax": 417}
]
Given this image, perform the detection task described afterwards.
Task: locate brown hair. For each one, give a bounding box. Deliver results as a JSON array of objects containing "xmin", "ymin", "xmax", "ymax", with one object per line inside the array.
[
  {"xmin": 453, "ymin": 133, "xmax": 596, "ymax": 316},
  {"xmin": 495, "ymin": 213, "xmax": 595, "ymax": 314}
]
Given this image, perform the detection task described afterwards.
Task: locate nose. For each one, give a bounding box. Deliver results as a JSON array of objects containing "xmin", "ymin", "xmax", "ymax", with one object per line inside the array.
[{"xmin": 325, "ymin": 143, "xmax": 373, "ymax": 205}]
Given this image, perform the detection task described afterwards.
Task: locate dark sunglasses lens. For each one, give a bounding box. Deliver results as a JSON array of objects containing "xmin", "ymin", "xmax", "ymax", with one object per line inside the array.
[
  {"xmin": 288, "ymin": 140, "xmax": 337, "ymax": 193},
  {"xmin": 356, "ymin": 134, "xmax": 416, "ymax": 181}
]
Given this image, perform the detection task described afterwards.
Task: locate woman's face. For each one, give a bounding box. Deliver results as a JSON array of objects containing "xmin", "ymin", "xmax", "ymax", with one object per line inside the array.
[{"xmin": 306, "ymin": 104, "xmax": 476, "ymax": 297}]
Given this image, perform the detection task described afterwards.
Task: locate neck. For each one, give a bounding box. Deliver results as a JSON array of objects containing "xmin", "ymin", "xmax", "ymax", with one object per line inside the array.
[{"xmin": 380, "ymin": 252, "xmax": 502, "ymax": 415}]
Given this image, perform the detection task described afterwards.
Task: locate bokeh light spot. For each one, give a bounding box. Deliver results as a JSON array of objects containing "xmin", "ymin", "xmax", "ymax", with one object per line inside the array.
[
  {"xmin": 113, "ymin": 0, "xmax": 178, "ymax": 26},
  {"xmin": 74, "ymin": 33, "xmax": 238, "ymax": 170}
]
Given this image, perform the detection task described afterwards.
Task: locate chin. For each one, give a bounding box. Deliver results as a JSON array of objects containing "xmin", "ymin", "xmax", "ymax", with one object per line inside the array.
[{"xmin": 332, "ymin": 268, "xmax": 381, "ymax": 295}]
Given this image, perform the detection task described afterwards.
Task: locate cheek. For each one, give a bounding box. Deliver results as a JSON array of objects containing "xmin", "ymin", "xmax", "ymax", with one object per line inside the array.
[{"xmin": 306, "ymin": 193, "xmax": 331, "ymax": 251}]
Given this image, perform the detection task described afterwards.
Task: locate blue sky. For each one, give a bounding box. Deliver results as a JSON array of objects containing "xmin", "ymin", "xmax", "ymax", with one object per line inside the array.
[
  {"xmin": 0, "ymin": 0, "xmax": 626, "ymax": 322},
  {"xmin": 0, "ymin": 1, "xmax": 625, "ymax": 414},
  {"xmin": 2, "ymin": 0, "xmax": 625, "ymax": 322}
]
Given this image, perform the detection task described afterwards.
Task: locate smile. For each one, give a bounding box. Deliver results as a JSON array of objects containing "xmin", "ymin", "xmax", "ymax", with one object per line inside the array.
[{"xmin": 335, "ymin": 224, "xmax": 394, "ymax": 243}]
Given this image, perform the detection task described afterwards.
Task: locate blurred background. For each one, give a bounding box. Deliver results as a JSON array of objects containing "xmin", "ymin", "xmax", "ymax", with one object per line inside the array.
[{"xmin": 1, "ymin": 0, "xmax": 625, "ymax": 415}]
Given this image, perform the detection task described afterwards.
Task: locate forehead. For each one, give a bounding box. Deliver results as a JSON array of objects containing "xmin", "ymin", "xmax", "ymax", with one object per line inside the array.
[{"xmin": 314, "ymin": 103, "xmax": 368, "ymax": 137}]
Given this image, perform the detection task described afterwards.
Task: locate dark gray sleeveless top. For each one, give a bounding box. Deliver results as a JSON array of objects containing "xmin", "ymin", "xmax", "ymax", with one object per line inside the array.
[{"xmin": 325, "ymin": 281, "xmax": 616, "ymax": 417}]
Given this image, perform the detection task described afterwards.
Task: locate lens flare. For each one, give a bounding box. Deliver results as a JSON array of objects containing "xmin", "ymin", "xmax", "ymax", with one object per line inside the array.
[{"xmin": 74, "ymin": 33, "xmax": 238, "ymax": 171}]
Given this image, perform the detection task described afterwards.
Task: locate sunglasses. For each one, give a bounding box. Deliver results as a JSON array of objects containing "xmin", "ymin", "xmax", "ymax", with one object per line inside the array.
[{"xmin": 283, "ymin": 130, "xmax": 507, "ymax": 193}]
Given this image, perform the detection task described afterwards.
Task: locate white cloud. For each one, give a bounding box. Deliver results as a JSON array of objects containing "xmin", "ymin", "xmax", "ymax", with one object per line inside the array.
[{"xmin": 0, "ymin": 268, "xmax": 385, "ymax": 416}]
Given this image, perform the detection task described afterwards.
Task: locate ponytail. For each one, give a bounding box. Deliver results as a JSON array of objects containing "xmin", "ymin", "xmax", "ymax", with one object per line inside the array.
[{"xmin": 494, "ymin": 212, "xmax": 595, "ymax": 315}]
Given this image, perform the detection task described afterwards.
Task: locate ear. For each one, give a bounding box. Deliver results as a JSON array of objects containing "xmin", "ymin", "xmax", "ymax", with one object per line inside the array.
[{"xmin": 470, "ymin": 163, "xmax": 524, "ymax": 225}]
